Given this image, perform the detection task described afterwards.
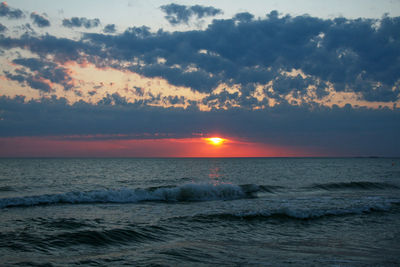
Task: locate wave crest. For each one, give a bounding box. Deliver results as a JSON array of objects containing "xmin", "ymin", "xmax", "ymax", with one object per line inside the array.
[
  {"xmin": 0, "ymin": 183, "xmax": 251, "ymax": 208},
  {"xmin": 190, "ymin": 201, "xmax": 396, "ymax": 222}
]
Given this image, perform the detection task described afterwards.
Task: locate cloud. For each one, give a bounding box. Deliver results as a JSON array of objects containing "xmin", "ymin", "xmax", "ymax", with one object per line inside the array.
[
  {"xmin": 0, "ymin": 96, "xmax": 399, "ymax": 156},
  {"xmin": 189, "ymin": 5, "xmax": 223, "ymax": 19},
  {"xmin": 4, "ymin": 70, "xmax": 53, "ymax": 92},
  {"xmin": 103, "ymin": 24, "xmax": 116, "ymax": 33},
  {"xmin": 4, "ymin": 57, "xmax": 75, "ymax": 91},
  {"xmin": 0, "ymin": 34, "xmax": 97, "ymax": 62},
  {"xmin": 62, "ymin": 17, "xmax": 100, "ymax": 29},
  {"xmin": 233, "ymin": 12, "xmax": 254, "ymax": 23},
  {"xmin": 81, "ymin": 12, "xmax": 399, "ymax": 102},
  {"xmin": 30, "ymin": 12, "xmax": 50, "ymax": 27},
  {"xmin": 0, "ymin": 1, "xmax": 24, "ymax": 19},
  {"xmin": 160, "ymin": 3, "xmax": 222, "ymax": 25},
  {"xmin": 1, "ymin": 12, "xmax": 400, "ymax": 104},
  {"xmin": 130, "ymin": 63, "xmax": 221, "ymax": 93},
  {"xmin": 0, "ymin": 22, "xmax": 7, "ymax": 32}
]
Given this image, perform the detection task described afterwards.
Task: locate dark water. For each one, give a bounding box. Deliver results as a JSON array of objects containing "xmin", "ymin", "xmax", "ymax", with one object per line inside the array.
[{"xmin": 0, "ymin": 158, "xmax": 399, "ymax": 266}]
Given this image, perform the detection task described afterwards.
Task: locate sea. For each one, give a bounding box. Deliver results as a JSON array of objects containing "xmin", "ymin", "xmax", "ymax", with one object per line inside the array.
[{"xmin": 0, "ymin": 158, "xmax": 399, "ymax": 266}]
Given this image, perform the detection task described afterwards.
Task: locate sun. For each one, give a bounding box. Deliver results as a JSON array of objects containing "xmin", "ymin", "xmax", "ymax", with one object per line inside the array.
[{"xmin": 205, "ymin": 137, "xmax": 226, "ymax": 146}]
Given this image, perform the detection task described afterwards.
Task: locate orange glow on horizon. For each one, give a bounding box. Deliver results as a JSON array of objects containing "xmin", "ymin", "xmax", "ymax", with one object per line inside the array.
[{"xmin": 0, "ymin": 136, "xmax": 323, "ymax": 157}]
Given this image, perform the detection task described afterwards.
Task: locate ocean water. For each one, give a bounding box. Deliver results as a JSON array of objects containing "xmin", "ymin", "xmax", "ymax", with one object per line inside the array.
[{"xmin": 0, "ymin": 158, "xmax": 399, "ymax": 266}]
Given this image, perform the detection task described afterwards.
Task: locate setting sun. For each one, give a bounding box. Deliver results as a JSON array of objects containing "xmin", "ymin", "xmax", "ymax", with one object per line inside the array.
[{"xmin": 205, "ymin": 137, "xmax": 226, "ymax": 146}]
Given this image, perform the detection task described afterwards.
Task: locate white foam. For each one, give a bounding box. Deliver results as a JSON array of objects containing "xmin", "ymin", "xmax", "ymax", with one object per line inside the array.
[{"xmin": 0, "ymin": 183, "xmax": 246, "ymax": 208}]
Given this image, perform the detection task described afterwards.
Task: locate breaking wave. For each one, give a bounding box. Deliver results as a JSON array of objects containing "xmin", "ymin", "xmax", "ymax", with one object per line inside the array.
[{"xmin": 0, "ymin": 183, "xmax": 271, "ymax": 208}]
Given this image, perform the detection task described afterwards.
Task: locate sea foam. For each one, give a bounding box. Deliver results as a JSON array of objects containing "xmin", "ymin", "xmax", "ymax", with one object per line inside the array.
[{"xmin": 0, "ymin": 183, "xmax": 248, "ymax": 208}]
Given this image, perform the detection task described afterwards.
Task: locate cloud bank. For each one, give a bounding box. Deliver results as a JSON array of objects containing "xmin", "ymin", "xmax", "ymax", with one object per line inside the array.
[
  {"xmin": 2, "ymin": 11, "xmax": 398, "ymax": 103},
  {"xmin": 0, "ymin": 95, "xmax": 398, "ymax": 156}
]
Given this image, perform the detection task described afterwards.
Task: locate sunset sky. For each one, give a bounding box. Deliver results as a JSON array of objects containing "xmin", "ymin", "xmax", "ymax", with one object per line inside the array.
[{"xmin": 0, "ymin": 0, "xmax": 399, "ymax": 157}]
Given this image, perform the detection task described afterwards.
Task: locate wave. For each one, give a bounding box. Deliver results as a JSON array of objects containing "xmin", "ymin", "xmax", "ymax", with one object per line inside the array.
[
  {"xmin": 50, "ymin": 226, "xmax": 164, "ymax": 247},
  {"xmin": 35, "ymin": 218, "xmax": 94, "ymax": 230},
  {"xmin": 0, "ymin": 224, "xmax": 167, "ymax": 250},
  {"xmin": 240, "ymin": 184, "xmax": 283, "ymax": 193},
  {"xmin": 0, "ymin": 183, "xmax": 266, "ymax": 208},
  {"xmin": 189, "ymin": 201, "xmax": 397, "ymax": 222},
  {"xmin": 0, "ymin": 186, "xmax": 14, "ymax": 192},
  {"xmin": 307, "ymin": 181, "xmax": 399, "ymax": 191}
]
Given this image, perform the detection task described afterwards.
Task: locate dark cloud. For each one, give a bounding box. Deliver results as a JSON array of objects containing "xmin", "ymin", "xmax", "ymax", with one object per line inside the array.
[
  {"xmin": 4, "ymin": 69, "xmax": 27, "ymax": 83},
  {"xmin": 160, "ymin": 3, "xmax": 222, "ymax": 25},
  {"xmin": 19, "ymin": 23, "xmax": 36, "ymax": 34},
  {"xmin": 4, "ymin": 70, "xmax": 52, "ymax": 92},
  {"xmin": 273, "ymin": 74, "xmax": 324, "ymax": 96},
  {"xmin": 0, "ymin": 96, "xmax": 399, "ymax": 156},
  {"xmin": 0, "ymin": 22, "xmax": 6, "ymax": 32},
  {"xmin": 4, "ymin": 57, "xmax": 74, "ymax": 91},
  {"xmin": 1, "ymin": 12, "xmax": 399, "ymax": 103},
  {"xmin": 189, "ymin": 5, "xmax": 223, "ymax": 19},
  {"xmin": 62, "ymin": 17, "xmax": 100, "ymax": 29},
  {"xmin": 30, "ymin": 12, "xmax": 50, "ymax": 27},
  {"xmin": 0, "ymin": 2, "xmax": 24, "ymax": 19},
  {"xmin": 103, "ymin": 24, "xmax": 116, "ymax": 33},
  {"xmin": 233, "ymin": 12, "xmax": 254, "ymax": 23},
  {"xmin": 0, "ymin": 34, "xmax": 99, "ymax": 62},
  {"xmin": 130, "ymin": 63, "xmax": 221, "ymax": 93},
  {"xmin": 79, "ymin": 13, "xmax": 399, "ymax": 102}
]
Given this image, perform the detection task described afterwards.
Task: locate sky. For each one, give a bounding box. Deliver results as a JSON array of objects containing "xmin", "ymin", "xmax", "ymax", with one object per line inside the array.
[{"xmin": 0, "ymin": 0, "xmax": 399, "ymax": 157}]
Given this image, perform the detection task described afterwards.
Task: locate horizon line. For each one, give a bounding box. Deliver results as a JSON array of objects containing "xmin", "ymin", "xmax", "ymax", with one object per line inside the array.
[{"xmin": 0, "ymin": 156, "xmax": 398, "ymax": 159}]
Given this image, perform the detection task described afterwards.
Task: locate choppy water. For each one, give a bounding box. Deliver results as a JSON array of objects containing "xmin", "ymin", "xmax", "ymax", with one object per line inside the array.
[{"xmin": 1, "ymin": 158, "xmax": 399, "ymax": 266}]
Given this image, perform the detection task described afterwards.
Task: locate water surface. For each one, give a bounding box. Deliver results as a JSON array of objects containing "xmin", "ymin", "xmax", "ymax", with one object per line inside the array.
[{"xmin": 1, "ymin": 158, "xmax": 399, "ymax": 266}]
